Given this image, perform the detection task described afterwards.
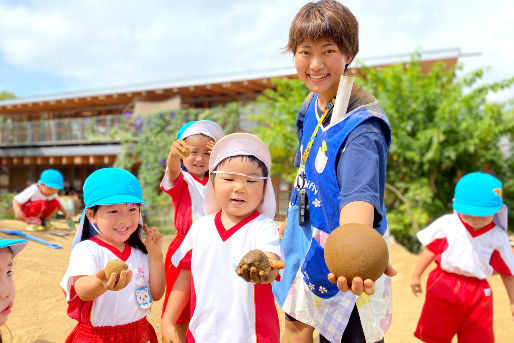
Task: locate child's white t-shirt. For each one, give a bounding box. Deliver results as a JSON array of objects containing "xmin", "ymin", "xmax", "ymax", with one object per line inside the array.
[
  {"xmin": 60, "ymin": 237, "xmax": 151, "ymax": 326},
  {"xmin": 417, "ymin": 211, "xmax": 514, "ymax": 279},
  {"xmin": 172, "ymin": 211, "xmax": 283, "ymax": 342},
  {"xmin": 14, "ymin": 183, "xmax": 59, "ymax": 204}
]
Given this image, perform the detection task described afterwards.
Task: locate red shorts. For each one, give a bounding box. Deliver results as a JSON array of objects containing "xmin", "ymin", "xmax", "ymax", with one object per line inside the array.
[
  {"xmin": 162, "ymin": 232, "xmax": 190, "ymax": 323},
  {"xmin": 414, "ymin": 267, "xmax": 493, "ymax": 343},
  {"xmin": 21, "ymin": 199, "xmax": 60, "ymax": 220},
  {"xmin": 65, "ymin": 317, "xmax": 157, "ymax": 343}
]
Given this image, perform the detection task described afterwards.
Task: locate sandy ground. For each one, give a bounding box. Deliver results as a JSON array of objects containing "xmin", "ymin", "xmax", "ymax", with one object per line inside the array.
[{"xmin": 1, "ymin": 219, "xmax": 513, "ymax": 343}]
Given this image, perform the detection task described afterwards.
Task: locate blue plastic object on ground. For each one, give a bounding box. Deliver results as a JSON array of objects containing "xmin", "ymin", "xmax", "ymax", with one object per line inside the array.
[{"xmin": 0, "ymin": 229, "xmax": 62, "ymax": 249}]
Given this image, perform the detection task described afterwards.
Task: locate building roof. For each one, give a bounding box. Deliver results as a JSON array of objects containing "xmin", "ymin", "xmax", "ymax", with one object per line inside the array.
[{"xmin": 0, "ymin": 48, "xmax": 461, "ymax": 115}]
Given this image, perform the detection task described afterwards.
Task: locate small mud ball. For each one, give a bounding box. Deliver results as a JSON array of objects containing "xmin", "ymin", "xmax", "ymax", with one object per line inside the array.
[
  {"xmin": 324, "ymin": 223, "xmax": 388, "ymax": 286},
  {"xmin": 238, "ymin": 249, "xmax": 271, "ymax": 270},
  {"xmin": 104, "ymin": 259, "xmax": 128, "ymax": 282},
  {"xmin": 182, "ymin": 147, "xmax": 190, "ymax": 157}
]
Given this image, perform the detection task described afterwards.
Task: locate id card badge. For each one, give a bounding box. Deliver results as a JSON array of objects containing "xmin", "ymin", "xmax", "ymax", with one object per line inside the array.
[{"xmin": 134, "ymin": 267, "xmax": 152, "ymax": 309}]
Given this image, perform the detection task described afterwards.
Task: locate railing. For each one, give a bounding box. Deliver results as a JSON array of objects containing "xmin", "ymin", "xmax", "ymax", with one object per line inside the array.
[{"xmin": 0, "ymin": 114, "xmax": 126, "ymax": 146}]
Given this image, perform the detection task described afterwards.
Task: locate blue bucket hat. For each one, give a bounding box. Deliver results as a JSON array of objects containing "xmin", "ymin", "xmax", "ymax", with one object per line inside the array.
[
  {"xmin": 73, "ymin": 168, "xmax": 147, "ymax": 247},
  {"xmin": 83, "ymin": 168, "xmax": 148, "ymax": 208},
  {"xmin": 0, "ymin": 239, "xmax": 28, "ymax": 256},
  {"xmin": 39, "ymin": 169, "xmax": 64, "ymax": 190},
  {"xmin": 453, "ymin": 172, "xmax": 503, "ymax": 217}
]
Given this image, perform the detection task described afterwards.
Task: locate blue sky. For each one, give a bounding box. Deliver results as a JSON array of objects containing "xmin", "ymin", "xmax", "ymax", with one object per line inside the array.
[{"xmin": 0, "ymin": 0, "xmax": 512, "ymax": 100}]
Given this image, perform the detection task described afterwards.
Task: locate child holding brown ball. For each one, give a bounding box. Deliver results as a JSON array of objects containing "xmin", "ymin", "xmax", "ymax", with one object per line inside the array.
[
  {"xmin": 411, "ymin": 172, "xmax": 514, "ymax": 343},
  {"xmin": 160, "ymin": 120, "xmax": 224, "ymax": 340},
  {"xmin": 161, "ymin": 133, "xmax": 284, "ymax": 342},
  {"xmin": 60, "ymin": 168, "xmax": 165, "ymax": 343}
]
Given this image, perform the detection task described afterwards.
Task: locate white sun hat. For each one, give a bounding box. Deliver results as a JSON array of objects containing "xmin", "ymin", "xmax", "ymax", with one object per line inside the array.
[
  {"xmin": 204, "ymin": 133, "xmax": 276, "ymax": 219},
  {"xmin": 177, "ymin": 120, "xmax": 224, "ymax": 141},
  {"xmin": 0, "ymin": 239, "xmax": 28, "ymax": 256}
]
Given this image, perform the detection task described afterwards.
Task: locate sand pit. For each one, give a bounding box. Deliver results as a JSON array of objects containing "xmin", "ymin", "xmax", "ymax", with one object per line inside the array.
[{"xmin": 1, "ymin": 219, "xmax": 513, "ymax": 342}]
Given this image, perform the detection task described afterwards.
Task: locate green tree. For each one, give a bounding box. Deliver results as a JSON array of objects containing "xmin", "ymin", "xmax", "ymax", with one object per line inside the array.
[
  {"xmin": 250, "ymin": 78, "xmax": 309, "ymax": 182},
  {"xmin": 358, "ymin": 54, "xmax": 514, "ymax": 250},
  {"xmin": 0, "ymin": 91, "xmax": 15, "ymax": 100},
  {"xmin": 251, "ymin": 55, "xmax": 514, "ymax": 251}
]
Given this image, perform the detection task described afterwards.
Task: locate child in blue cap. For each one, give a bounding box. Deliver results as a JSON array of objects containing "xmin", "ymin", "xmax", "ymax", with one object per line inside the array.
[
  {"xmin": 0, "ymin": 238, "xmax": 27, "ymax": 336},
  {"xmin": 159, "ymin": 119, "xmax": 224, "ymax": 339},
  {"xmin": 12, "ymin": 168, "xmax": 72, "ymax": 230},
  {"xmin": 60, "ymin": 168, "xmax": 165, "ymax": 343},
  {"xmin": 411, "ymin": 172, "xmax": 514, "ymax": 343}
]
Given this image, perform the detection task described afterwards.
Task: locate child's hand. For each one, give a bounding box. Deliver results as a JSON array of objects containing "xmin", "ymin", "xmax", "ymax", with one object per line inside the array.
[
  {"xmin": 161, "ymin": 322, "xmax": 182, "ymax": 343},
  {"xmin": 411, "ymin": 276, "xmax": 423, "ymax": 297},
  {"xmin": 206, "ymin": 140, "xmax": 215, "ymax": 154},
  {"xmin": 144, "ymin": 224, "xmax": 163, "ymax": 256},
  {"xmin": 236, "ymin": 250, "xmax": 284, "ymax": 284},
  {"xmin": 171, "ymin": 140, "xmax": 189, "ymax": 159},
  {"xmin": 14, "ymin": 211, "xmax": 26, "ymax": 221},
  {"xmin": 96, "ymin": 268, "xmax": 132, "ymax": 291}
]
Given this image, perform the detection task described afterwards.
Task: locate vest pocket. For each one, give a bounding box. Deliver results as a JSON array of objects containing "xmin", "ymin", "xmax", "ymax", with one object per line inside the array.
[{"xmin": 300, "ymin": 237, "xmax": 339, "ymax": 299}]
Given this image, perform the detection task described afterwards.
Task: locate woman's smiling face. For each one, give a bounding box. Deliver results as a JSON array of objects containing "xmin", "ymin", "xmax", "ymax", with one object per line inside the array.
[{"xmin": 294, "ymin": 39, "xmax": 351, "ymax": 106}]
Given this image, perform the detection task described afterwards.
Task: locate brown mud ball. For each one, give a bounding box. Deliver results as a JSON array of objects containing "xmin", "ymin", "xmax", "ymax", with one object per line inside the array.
[
  {"xmin": 324, "ymin": 223, "xmax": 388, "ymax": 287},
  {"xmin": 182, "ymin": 147, "xmax": 190, "ymax": 157},
  {"xmin": 103, "ymin": 259, "xmax": 128, "ymax": 282},
  {"xmin": 236, "ymin": 249, "xmax": 271, "ymax": 283}
]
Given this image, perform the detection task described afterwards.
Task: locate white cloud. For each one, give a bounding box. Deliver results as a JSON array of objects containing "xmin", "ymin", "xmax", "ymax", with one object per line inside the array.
[{"xmin": 0, "ymin": 0, "xmax": 512, "ymax": 96}]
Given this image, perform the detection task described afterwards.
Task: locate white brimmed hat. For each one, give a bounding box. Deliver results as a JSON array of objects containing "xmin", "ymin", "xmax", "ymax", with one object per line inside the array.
[
  {"xmin": 177, "ymin": 120, "xmax": 224, "ymax": 141},
  {"xmin": 204, "ymin": 133, "xmax": 276, "ymax": 218},
  {"xmin": 0, "ymin": 239, "xmax": 28, "ymax": 256}
]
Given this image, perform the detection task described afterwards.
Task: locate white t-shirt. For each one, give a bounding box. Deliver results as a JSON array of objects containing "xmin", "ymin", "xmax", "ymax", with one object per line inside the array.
[
  {"xmin": 60, "ymin": 238, "xmax": 151, "ymax": 326},
  {"xmin": 172, "ymin": 211, "xmax": 283, "ymax": 342},
  {"xmin": 417, "ymin": 211, "xmax": 514, "ymax": 279},
  {"xmin": 14, "ymin": 183, "xmax": 59, "ymax": 204}
]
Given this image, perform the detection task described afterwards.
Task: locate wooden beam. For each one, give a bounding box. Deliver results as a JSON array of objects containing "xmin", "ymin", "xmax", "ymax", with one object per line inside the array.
[
  {"xmin": 23, "ymin": 157, "xmax": 36, "ymax": 165},
  {"xmin": 36, "ymin": 156, "xmax": 49, "ymax": 164},
  {"xmin": 222, "ymin": 82, "xmax": 257, "ymax": 94}
]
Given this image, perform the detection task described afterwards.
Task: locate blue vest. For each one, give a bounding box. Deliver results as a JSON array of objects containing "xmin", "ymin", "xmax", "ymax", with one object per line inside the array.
[{"xmin": 274, "ymin": 94, "xmax": 391, "ymax": 302}]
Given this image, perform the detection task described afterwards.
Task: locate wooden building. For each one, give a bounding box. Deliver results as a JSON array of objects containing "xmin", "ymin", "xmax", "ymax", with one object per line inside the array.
[{"xmin": 0, "ymin": 49, "xmax": 460, "ymax": 197}]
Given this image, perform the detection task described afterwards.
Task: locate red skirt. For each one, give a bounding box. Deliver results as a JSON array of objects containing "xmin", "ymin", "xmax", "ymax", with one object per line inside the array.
[
  {"xmin": 65, "ymin": 317, "xmax": 157, "ymax": 343},
  {"xmin": 162, "ymin": 232, "xmax": 190, "ymax": 323}
]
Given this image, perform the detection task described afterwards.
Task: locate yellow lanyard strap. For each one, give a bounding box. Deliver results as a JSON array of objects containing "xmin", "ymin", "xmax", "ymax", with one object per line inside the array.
[{"xmin": 300, "ymin": 97, "xmax": 335, "ymax": 168}]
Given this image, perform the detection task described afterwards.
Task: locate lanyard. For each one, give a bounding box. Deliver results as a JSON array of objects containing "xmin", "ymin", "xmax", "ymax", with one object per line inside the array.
[{"xmin": 299, "ymin": 97, "xmax": 335, "ymax": 169}]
